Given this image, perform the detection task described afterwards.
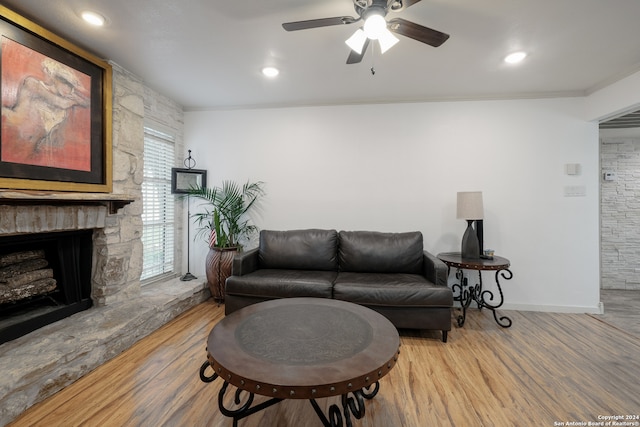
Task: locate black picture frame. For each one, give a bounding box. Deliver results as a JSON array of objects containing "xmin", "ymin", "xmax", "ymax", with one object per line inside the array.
[
  {"xmin": 171, "ymin": 168, "xmax": 207, "ymax": 194},
  {"xmin": 0, "ymin": 6, "xmax": 112, "ymax": 193}
]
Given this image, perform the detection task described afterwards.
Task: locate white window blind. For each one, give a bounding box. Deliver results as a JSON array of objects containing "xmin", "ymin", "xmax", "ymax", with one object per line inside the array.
[{"xmin": 141, "ymin": 126, "xmax": 175, "ymax": 281}]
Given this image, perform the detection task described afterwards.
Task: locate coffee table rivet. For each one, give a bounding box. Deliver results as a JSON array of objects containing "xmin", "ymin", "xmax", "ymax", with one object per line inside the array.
[
  {"xmin": 387, "ymin": 363, "xmax": 391, "ymax": 368},
  {"xmin": 240, "ymin": 380, "xmax": 245, "ymax": 386},
  {"xmin": 330, "ymin": 387, "xmax": 335, "ymax": 392},
  {"xmin": 378, "ymin": 370, "xmax": 382, "ymax": 376},
  {"xmin": 290, "ymin": 390, "xmax": 295, "ymax": 396},
  {"xmin": 227, "ymin": 374, "xmax": 231, "ymax": 380},
  {"xmin": 311, "ymin": 389, "xmax": 317, "ymax": 395},
  {"xmin": 348, "ymin": 383, "xmax": 353, "ymax": 388},
  {"xmin": 256, "ymin": 385, "xmax": 261, "ymax": 390},
  {"xmin": 273, "ymin": 388, "xmax": 277, "ymax": 393},
  {"xmin": 365, "ymin": 376, "xmax": 370, "ymax": 382}
]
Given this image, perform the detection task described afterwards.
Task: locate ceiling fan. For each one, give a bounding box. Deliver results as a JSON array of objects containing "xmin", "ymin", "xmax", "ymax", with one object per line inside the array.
[{"xmin": 282, "ymin": 0, "xmax": 449, "ymax": 64}]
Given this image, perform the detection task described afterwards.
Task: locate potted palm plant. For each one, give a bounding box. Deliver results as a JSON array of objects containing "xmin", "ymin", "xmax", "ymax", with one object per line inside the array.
[{"xmin": 188, "ymin": 180, "xmax": 265, "ymax": 302}]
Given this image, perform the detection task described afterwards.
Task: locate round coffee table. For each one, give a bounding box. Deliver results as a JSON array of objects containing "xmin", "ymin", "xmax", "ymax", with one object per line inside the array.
[{"xmin": 199, "ymin": 297, "xmax": 401, "ymax": 426}]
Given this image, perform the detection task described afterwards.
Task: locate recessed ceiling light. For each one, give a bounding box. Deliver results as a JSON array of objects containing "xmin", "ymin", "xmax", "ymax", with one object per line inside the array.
[
  {"xmin": 262, "ymin": 67, "xmax": 279, "ymax": 78},
  {"xmin": 504, "ymin": 51, "xmax": 527, "ymax": 64},
  {"xmin": 81, "ymin": 11, "xmax": 106, "ymax": 27}
]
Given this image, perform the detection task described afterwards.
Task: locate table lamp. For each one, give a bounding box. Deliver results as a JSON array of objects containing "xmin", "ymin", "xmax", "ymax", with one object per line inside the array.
[{"xmin": 457, "ymin": 191, "xmax": 484, "ymax": 259}]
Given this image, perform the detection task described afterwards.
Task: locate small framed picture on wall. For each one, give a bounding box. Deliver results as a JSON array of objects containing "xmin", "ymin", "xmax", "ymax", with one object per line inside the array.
[{"xmin": 171, "ymin": 168, "xmax": 207, "ymax": 194}]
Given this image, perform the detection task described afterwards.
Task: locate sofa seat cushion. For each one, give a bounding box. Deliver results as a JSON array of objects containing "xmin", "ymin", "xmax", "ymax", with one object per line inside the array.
[
  {"xmin": 226, "ymin": 269, "xmax": 336, "ymax": 299},
  {"xmin": 333, "ymin": 272, "xmax": 453, "ymax": 307}
]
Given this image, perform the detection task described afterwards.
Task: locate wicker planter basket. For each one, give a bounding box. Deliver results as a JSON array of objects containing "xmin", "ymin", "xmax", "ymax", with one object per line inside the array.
[{"xmin": 205, "ymin": 246, "xmax": 237, "ymax": 302}]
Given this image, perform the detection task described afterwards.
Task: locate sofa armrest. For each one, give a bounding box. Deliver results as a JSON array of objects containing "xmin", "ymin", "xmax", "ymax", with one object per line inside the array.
[
  {"xmin": 422, "ymin": 251, "xmax": 448, "ymax": 287},
  {"xmin": 232, "ymin": 248, "xmax": 259, "ymax": 276}
]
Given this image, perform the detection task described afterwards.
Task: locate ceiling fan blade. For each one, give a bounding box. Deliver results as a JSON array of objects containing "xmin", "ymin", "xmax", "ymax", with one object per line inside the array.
[
  {"xmin": 387, "ymin": 18, "xmax": 450, "ymax": 47},
  {"xmin": 346, "ymin": 39, "xmax": 370, "ymax": 64},
  {"xmin": 282, "ymin": 16, "xmax": 359, "ymax": 31}
]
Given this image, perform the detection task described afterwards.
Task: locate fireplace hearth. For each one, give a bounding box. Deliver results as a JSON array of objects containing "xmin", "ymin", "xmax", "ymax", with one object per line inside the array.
[{"xmin": 0, "ymin": 230, "xmax": 93, "ymax": 344}]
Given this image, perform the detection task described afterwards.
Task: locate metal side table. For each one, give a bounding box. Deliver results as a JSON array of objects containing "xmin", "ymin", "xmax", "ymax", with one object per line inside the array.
[{"xmin": 437, "ymin": 252, "xmax": 513, "ymax": 328}]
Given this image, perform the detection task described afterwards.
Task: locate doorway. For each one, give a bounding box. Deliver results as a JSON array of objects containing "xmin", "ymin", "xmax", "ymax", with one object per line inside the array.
[
  {"xmin": 599, "ymin": 117, "xmax": 640, "ymax": 291},
  {"xmin": 598, "ymin": 113, "xmax": 640, "ymax": 337}
]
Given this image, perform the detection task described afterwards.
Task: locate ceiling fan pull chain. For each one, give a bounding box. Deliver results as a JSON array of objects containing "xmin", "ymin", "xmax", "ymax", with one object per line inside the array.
[{"xmin": 370, "ymin": 42, "xmax": 377, "ymax": 75}]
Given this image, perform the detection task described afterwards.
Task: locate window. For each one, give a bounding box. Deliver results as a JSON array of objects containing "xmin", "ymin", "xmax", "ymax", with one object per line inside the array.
[{"xmin": 141, "ymin": 126, "xmax": 175, "ymax": 281}]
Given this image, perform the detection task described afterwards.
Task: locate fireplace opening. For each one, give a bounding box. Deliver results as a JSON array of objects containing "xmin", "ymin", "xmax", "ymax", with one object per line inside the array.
[{"xmin": 0, "ymin": 230, "xmax": 93, "ymax": 345}]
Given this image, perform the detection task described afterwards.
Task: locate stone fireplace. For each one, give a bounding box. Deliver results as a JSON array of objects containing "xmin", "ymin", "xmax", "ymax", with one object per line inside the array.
[
  {"xmin": 0, "ymin": 195, "xmax": 209, "ymax": 425},
  {"xmin": 0, "ymin": 62, "xmax": 208, "ymax": 426},
  {"xmin": 0, "ymin": 229, "xmax": 93, "ymax": 344},
  {"xmin": 0, "ymin": 200, "xmax": 121, "ymax": 344}
]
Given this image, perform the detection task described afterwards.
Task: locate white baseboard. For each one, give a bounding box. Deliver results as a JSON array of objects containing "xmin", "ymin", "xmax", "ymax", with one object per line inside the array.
[{"xmin": 501, "ymin": 302, "xmax": 603, "ymax": 314}]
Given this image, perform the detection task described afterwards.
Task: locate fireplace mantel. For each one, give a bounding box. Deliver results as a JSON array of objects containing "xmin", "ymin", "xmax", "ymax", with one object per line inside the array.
[{"xmin": 0, "ymin": 191, "xmax": 136, "ymax": 214}]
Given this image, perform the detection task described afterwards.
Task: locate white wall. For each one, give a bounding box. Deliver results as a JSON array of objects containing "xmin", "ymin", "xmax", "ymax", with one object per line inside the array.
[{"xmin": 184, "ymin": 97, "xmax": 601, "ymax": 313}]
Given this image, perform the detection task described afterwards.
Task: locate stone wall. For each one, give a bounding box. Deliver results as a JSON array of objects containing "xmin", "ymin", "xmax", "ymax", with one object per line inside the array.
[
  {"xmin": 0, "ymin": 61, "xmax": 189, "ymax": 307},
  {"xmin": 0, "ymin": 63, "xmax": 209, "ymax": 426},
  {"xmin": 0, "ymin": 62, "xmax": 147, "ymax": 306},
  {"xmin": 600, "ymin": 137, "xmax": 640, "ymax": 290},
  {"xmin": 92, "ymin": 63, "xmax": 146, "ymax": 305}
]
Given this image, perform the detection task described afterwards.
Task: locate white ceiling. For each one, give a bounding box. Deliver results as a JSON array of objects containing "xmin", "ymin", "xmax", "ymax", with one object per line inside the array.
[{"xmin": 3, "ymin": 0, "xmax": 640, "ymax": 111}]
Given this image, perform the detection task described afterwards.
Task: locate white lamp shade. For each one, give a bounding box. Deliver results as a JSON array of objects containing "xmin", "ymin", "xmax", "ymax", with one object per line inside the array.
[
  {"xmin": 378, "ymin": 29, "xmax": 399, "ymax": 54},
  {"xmin": 457, "ymin": 191, "xmax": 484, "ymax": 220},
  {"xmin": 345, "ymin": 29, "xmax": 368, "ymax": 54}
]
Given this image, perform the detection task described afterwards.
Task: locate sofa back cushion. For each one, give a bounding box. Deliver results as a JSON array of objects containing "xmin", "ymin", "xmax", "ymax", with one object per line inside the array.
[
  {"xmin": 338, "ymin": 231, "xmax": 424, "ymax": 274},
  {"xmin": 259, "ymin": 229, "xmax": 338, "ymax": 271}
]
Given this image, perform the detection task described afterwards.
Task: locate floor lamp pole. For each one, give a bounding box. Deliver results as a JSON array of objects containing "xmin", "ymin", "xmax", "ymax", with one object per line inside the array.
[{"xmin": 180, "ymin": 194, "xmax": 197, "ymax": 281}]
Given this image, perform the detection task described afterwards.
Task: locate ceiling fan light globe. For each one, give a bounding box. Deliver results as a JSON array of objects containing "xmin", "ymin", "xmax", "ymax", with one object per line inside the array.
[
  {"xmin": 363, "ymin": 14, "xmax": 387, "ymax": 40},
  {"xmin": 345, "ymin": 29, "xmax": 368, "ymax": 54},
  {"xmin": 378, "ymin": 29, "xmax": 399, "ymax": 53}
]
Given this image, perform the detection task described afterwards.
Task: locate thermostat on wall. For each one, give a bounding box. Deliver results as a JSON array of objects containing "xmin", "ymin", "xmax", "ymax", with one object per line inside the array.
[{"xmin": 603, "ymin": 171, "xmax": 617, "ymax": 181}]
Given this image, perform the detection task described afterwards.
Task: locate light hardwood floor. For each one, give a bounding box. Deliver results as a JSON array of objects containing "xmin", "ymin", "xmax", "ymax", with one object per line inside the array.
[
  {"xmin": 597, "ymin": 289, "xmax": 640, "ymax": 338},
  {"xmin": 8, "ymin": 300, "xmax": 640, "ymax": 427}
]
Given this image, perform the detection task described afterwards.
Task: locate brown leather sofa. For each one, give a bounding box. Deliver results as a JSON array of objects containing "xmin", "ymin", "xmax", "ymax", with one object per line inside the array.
[{"xmin": 225, "ymin": 229, "xmax": 453, "ymax": 342}]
